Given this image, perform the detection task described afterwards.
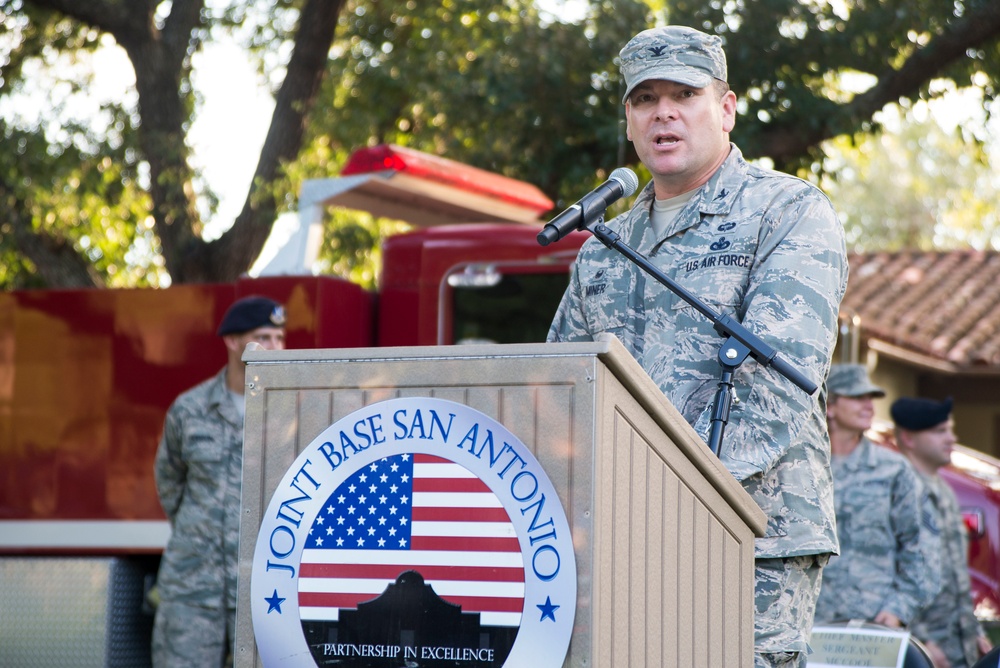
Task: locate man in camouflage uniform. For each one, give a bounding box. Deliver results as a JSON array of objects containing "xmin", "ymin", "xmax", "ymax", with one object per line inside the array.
[
  {"xmin": 813, "ymin": 364, "xmax": 939, "ymax": 628},
  {"xmin": 893, "ymin": 397, "xmax": 993, "ymax": 668},
  {"xmin": 547, "ymin": 25, "xmax": 847, "ymax": 667},
  {"xmin": 152, "ymin": 296, "xmax": 287, "ymax": 668}
]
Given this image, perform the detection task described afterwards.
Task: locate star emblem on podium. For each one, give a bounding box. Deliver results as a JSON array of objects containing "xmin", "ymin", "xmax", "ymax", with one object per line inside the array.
[
  {"xmin": 537, "ymin": 596, "xmax": 560, "ymax": 622},
  {"xmin": 265, "ymin": 589, "xmax": 286, "ymax": 614}
]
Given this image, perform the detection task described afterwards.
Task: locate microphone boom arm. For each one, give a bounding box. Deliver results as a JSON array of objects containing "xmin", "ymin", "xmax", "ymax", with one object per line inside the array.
[{"xmin": 585, "ymin": 221, "xmax": 817, "ymax": 456}]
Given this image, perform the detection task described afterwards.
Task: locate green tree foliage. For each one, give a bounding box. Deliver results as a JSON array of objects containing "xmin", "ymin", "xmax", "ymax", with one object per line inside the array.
[
  {"xmin": 313, "ymin": 208, "xmax": 408, "ymax": 289},
  {"xmin": 295, "ymin": 0, "xmax": 650, "ymax": 284},
  {"xmin": 306, "ymin": 0, "xmax": 1000, "ymax": 283},
  {"xmin": 2, "ymin": 0, "xmax": 1000, "ymax": 289},
  {"xmin": 0, "ymin": 6, "xmax": 155, "ymax": 288},
  {"xmin": 668, "ymin": 0, "xmax": 1000, "ymax": 172},
  {"xmin": 2, "ymin": 0, "xmax": 343, "ymax": 288}
]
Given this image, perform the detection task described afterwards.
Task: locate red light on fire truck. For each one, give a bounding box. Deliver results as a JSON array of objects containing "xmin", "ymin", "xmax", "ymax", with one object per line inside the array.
[{"xmin": 340, "ymin": 144, "xmax": 554, "ymax": 217}]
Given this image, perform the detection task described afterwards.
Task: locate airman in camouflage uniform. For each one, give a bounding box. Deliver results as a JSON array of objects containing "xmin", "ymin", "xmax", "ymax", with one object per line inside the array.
[
  {"xmin": 813, "ymin": 365, "xmax": 940, "ymax": 628},
  {"xmin": 893, "ymin": 397, "xmax": 992, "ymax": 668},
  {"xmin": 548, "ymin": 25, "xmax": 847, "ymax": 668},
  {"xmin": 152, "ymin": 296, "xmax": 286, "ymax": 668}
]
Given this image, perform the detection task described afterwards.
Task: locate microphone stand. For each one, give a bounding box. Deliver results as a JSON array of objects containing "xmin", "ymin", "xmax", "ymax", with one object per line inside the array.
[{"xmin": 584, "ymin": 219, "xmax": 817, "ymax": 457}]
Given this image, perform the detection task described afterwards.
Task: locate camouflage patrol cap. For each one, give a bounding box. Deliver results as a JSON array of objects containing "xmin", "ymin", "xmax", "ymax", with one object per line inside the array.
[
  {"xmin": 827, "ymin": 364, "xmax": 886, "ymax": 398},
  {"xmin": 217, "ymin": 295, "xmax": 286, "ymax": 336},
  {"xmin": 619, "ymin": 25, "xmax": 727, "ymax": 103}
]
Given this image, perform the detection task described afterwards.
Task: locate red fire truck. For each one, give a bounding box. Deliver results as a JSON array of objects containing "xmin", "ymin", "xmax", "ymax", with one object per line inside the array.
[
  {"xmin": 1, "ymin": 145, "xmax": 997, "ymax": 665},
  {"xmin": 0, "ymin": 145, "xmax": 588, "ymax": 665}
]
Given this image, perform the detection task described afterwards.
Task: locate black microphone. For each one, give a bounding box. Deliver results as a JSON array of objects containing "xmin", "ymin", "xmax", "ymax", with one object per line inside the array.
[{"xmin": 536, "ymin": 167, "xmax": 639, "ymax": 246}]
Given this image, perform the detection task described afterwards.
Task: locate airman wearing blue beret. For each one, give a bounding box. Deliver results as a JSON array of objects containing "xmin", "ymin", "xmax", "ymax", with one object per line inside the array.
[
  {"xmin": 893, "ymin": 397, "xmax": 992, "ymax": 668},
  {"xmin": 152, "ymin": 295, "xmax": 286, "ymax": 667}
]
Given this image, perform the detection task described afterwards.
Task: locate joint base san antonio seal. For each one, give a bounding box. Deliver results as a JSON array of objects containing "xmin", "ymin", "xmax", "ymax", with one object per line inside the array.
[{"xmin": 251, "ymin": 397, "xmax": 577, "ymax": 667}]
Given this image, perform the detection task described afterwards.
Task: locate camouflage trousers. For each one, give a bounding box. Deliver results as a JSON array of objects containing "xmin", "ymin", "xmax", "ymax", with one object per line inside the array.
[
  {"xmin": 151, "ymin": 600, "xmax": 236, "ymax": 668},
  {"xmin": 754, "ymin": 554, "xmax": 829, "ymax": 668}
]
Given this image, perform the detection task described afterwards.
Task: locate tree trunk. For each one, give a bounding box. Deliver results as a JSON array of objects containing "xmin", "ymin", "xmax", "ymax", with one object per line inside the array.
[
  {"xmin": 24, "ymin": 0, "xmax": 345, "ymax": 284},
  {"xmin": 198, "ymin": 0, "xmax": 346, "ymax": 282}
]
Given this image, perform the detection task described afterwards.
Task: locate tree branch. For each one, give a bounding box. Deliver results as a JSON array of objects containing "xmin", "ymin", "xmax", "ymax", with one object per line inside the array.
[
  {"xmin": 759, "ymin": 2, "xmax": 1000, "ymax": 166},
  {"xmin": 111, "ymin": 0, "xmax": 208, "ymax": 282},
  {"xmin": 24, "ymin": 0, "xmax": 210, "ymax": 282},
  {"xmin": 22, "ymin": 0, "xmax": 139, "ymax": 36},
  {"xmin": 159, "ymin": 0, "xmax": 206, "ymax": 76},
  {"xmin": 851, "ymin": 1, "xmax": 1000, "ymax": 121}
]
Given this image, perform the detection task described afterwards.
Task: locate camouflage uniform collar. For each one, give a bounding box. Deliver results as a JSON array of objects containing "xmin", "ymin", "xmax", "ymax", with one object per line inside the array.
[
  {"xmin": 858, "ymin": 436, "xmax": 882, "ymax": 467},
  {"xmin": 644, "ymin": 142, "xmax": 746, "ymax": 214},
  {"xmin": 697, "ymin": 143, "xmax": 746, "ymax": 216},
  {"xmin": 834, "ymin": 435, "xmax": 876, "ymax": 471},
  {"xmin": 207, "ymin": 366, "xmax": 243, "ymax": 428},
  {"xmin": 916, "ymin": 469, "xmax": 946, "ymax": 495},
  {"xmin": 615, "ymin": 143, "xmax": 746, "ymax": 246}
]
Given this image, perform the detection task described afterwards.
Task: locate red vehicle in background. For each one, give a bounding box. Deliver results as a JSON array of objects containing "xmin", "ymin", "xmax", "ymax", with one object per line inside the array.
[
  {"xmin": 0, "ymin": 145, "xmax": 587, "ymax": 666},
  {"xmin": 947, "ymin": 446, "xmax": 1000, "ymax": 623}
]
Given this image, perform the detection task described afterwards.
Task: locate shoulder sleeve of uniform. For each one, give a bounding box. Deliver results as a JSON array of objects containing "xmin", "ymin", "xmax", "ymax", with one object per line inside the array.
[
  {"xmin": 719, "ymin": 182, "xmax": 848, "ymax": 478},
  {"xmin": 885, "ymin": 463, "xmax": 941, "ymax": 620},
  {"xmin": 548, "ymin": 259, "xmax": 594, "ymax": 343},
  {"xmin": 154, "ymin": 398, "xmax": 189, "ymax": 520},
  {"xmin": 547, "ymin": 219, "xmax": 629, "ymax": 345}
]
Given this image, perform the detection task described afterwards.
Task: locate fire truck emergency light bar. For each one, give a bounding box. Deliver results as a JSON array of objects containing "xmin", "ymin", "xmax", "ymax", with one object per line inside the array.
[{"xmin": 324, "ymin": 144, "xmax": 555, "ymax": 226}]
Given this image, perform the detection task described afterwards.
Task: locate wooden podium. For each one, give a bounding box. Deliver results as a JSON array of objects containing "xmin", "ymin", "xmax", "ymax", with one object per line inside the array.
[{"xmin": 236, "ymin": 336, "xmax": 766, "ymax": 667}]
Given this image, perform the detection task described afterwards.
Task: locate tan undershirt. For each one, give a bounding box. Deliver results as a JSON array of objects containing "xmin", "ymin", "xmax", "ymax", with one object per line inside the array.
[{"xmin": 651, "ymin": 189, "xmax": 698, "ymax": 238}]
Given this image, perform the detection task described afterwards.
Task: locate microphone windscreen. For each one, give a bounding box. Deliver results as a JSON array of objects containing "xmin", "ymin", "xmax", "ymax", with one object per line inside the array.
[{"xmin": 609, "ymin": 167, "xmax": 639, "ymax": 197}]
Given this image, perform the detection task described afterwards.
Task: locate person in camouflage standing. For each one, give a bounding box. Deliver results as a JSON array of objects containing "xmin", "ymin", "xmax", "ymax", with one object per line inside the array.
[
  {"xmin": 152, "ymin": 296, "xmax": 287, "ymax": 667},
  {"xmin": 547, "ymin": 25, "xmax": 847, "ymax": 668},
  {"xmin": 893, "ymin": 397, "xmax": 993, "ymax": 668},
  {"xmin": 813, "ymin": 364, "xmax": 939, "ymax": 628}
]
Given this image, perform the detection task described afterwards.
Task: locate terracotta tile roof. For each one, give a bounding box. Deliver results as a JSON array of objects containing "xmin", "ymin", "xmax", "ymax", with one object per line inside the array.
[{"xmin": 842, "ymin": 251, "xmax": 1000, "ymax": 370}]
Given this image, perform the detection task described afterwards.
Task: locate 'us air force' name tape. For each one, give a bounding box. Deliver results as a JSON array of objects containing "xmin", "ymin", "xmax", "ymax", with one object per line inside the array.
[
  {"xmin": 584, "ymin": 250, "xmax": 754, "ymax": 297},
  {"xmin": 251, "ymin": 397, "xmax": 577, "ymax": 667},
  {"xmin": 683, "ymin": 251, "xmax": 753, "ymax": 274}
]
